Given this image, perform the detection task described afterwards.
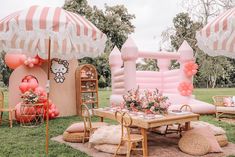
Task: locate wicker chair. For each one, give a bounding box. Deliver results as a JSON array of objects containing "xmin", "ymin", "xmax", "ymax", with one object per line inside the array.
[
  {"xmin": 212, "ymin": 95, "xmax": 235, "ymax": 119},
  {"xmin": 0, "ymin": 90, "xmax": 16, "ymax": 128},
  {"xmin": 81, "ymin": 104, "xmax": 108, "ymax": 143},
  {"xmin": 165, "ymin": 104, "xmax": 193, "ymax": 136},
  {"xmin": 114, "ymin": 111, "xmax": 145, "ymax": 157}
]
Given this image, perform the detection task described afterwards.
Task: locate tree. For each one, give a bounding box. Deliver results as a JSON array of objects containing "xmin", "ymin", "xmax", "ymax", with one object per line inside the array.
[
  {"xmin": 181, "ymin": 0, "xmax": 234, "ymax": 25},
  {"xmin": 169, "ymin": 12, "xmax": 233, "ymax": 88},
  {"xmin": 0, "ymin": 53, "xmax": 12, "ymax": 86},
  {"xmin": 63, "ymin": 0, "xmax": 135, "ymax": 87}
]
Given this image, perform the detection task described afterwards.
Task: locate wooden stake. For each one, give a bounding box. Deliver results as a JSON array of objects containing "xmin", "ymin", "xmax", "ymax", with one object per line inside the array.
[{"xmin": 46, "ymin": 38, "xmax": 51, "ymax": 155}]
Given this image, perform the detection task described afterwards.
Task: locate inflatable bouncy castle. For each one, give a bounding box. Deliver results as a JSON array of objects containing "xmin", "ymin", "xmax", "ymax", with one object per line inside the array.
[{"xmin": 109, "ymin": 37, "xmax": 215, "ymax": 114}]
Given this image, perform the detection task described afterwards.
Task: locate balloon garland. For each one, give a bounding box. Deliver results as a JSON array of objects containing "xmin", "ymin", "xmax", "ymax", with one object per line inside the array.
[
  {"xmin": 183, "ymin": 60, "xmax": 198, "ymax": 77},
  {"xmin": 4, "ymin": 52, "xmax": 44, "ymax": 69},
  {"xmin": 16, "ymin": 75, "xmax": 59, "ymax": 122},
  {"xmin": 177, "ymin": 81, "xmax": 193, "ymax": 96}
]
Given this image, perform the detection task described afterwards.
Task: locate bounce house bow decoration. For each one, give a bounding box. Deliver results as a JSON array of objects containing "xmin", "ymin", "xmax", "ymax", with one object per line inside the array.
[
  {"xmin": 177, "ymin": 81, "xmax": 194, "ymax": 96},
  {"xmin": 183, "ymin": 61, "xmax": 198, "ymax": 77}
]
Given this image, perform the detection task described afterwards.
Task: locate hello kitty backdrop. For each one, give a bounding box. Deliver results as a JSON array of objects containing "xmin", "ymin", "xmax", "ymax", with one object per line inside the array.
[{"xmin": 7, "ymin": 52, "xmax": 78, "ymax": 117}]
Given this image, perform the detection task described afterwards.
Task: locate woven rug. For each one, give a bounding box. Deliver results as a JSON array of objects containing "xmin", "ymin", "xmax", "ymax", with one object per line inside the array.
[{"xmin": 51, "ymin": 133, "xmax": 235, "ymax": 157}]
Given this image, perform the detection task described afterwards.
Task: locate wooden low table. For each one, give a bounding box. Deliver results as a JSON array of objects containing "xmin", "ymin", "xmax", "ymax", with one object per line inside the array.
[{"xmin": 93, "ymin": 109, "xmax": 200, "ymax": 157}]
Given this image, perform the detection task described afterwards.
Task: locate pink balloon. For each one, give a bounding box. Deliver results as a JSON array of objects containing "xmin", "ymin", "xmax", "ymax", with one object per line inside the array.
[
  {"xmin": 33, "ymin": 58, "xmax": 39, "ymax": 64},
  {"xmin": 24, "ymin": 60, "xmax": 29, "ymax": 65},
  {"xmin": 26, "ymin": 75, "xmax": 32, "ymax": 81},
  {"xmin": 55, "ymin": 109, "xmax": 59, "ymax": 116},
  {"xmin": 19, "ymin": 82, "xmax": 29, "ymax": 93},
  {"xmin": 19, "ymin": 55, "xmax": 27, "ymax": 64},
  {"xmin": 29, "ymin": 63, "xmax": 34, "ymax": 68},
  {"xmin": 35, "ymin": 86, "xmax": 44, "ymax": 94},
  {"xmin": 4, "ymin": 53, "xmax": 24, "ymax": 69},
  {"xmin": 29, "ymin": 80, "xmax": 38, "ymax": 90}
]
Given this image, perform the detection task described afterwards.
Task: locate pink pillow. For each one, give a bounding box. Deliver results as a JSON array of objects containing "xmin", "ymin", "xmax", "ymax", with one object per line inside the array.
[
  {"xmin": 185, "ymin": 126, "xmax": 222, "ymax": 153},
  {"xmin": 223, "ymin": 97, "xmax": 234, "ymax": 107},
  {"xmin": 66, "ymin": 122, "xmax": 84, "ymax": 133}
]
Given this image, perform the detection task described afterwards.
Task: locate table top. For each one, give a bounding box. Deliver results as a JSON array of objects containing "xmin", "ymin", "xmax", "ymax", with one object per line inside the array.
[{"xmin": 93, "ymin": 108, "xmax": 200, "ymax": 129}]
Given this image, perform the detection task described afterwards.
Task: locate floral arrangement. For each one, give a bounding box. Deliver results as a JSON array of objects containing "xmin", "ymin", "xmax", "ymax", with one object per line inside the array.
[
  {"xmin": 123, "ymin": 88, "xmax": 171, "ymax": 114},
  {"xmin": 183, "ymin": 60, "xmax": 198, "ymax": 77},
  {"xmin": 21, "ymin": 90, "xmax": 40, "ymax": 104},
  {"xmin": 178, "ymin": 81, "xmax": 193, "ymax": 96}
]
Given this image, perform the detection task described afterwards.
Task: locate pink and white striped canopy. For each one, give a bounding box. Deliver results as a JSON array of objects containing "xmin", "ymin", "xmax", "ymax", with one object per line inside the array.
[
  {"xmin": 0, "ymin": 5, "xmax": 107, "ymax": 59},
  {"xmin": 196, "ymin": 8, "xmax": 235, "ymax": 58}
]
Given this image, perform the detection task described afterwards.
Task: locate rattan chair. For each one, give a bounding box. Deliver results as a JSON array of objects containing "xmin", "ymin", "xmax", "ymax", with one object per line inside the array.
[
  {"xmin": 0, "ymin": 90, "xmax": 16, "ymax": 128},
  {"xmin": 165, "ymin": 104, "xmax": 192, "ymax": 136},
  {"xmin": 114, "ymin": 111, "xmax": 145, "ymax": 157},
  {"xmin": 212, "ymin": 95, "xmax": 235, "ymax": 119},
  {"xmin": 81, "ymin": 104, "xmax": 108, "ymax": 143}
]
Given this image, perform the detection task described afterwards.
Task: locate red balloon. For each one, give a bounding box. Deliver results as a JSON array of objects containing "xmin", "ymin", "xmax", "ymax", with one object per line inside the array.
[
  {"xmin": 19, "ymin": 82, "xmax": 29, "ymax": 93},
  {"xmin": 15, "ymin": 102, "xmax": 35, "ymax": 123},
  {"xmin": 28, "ymin": 79, "xmax": 38, "ymax": 90},
  {"xmin": 4, "ymin": 53, "xmax": 24, "ymax": 69}
]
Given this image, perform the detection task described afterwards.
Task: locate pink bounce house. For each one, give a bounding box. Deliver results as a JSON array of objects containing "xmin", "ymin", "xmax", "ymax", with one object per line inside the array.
[{"xmin": 109, "ymin": 37, "xmax": 215, "ymax": 114}]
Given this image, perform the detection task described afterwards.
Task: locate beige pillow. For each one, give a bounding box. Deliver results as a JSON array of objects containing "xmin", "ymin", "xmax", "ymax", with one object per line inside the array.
[
  {"xmin": 66, "ymin": 122, "xmax": 84, "ymax": 133},
  {"xmin": 185, "ymin": 127, "xmax": 222, "ymax": 153},
  {"xmin": 62, "ymin": 131, "xmax": 87, "ymax": 143},
  {"xmin": 89, "ymin": 125, "xmax": 124, "ymax": 145},
  {"xmin": 191, "ymin": 121, "xmax": 225, "ymax": 135},
  {"xmin": 179, "ymin": 133, "xmax": 210, "ymax": 156},
  {"xmin": 94, "ymin": 144, "xmax": 127, "ymax": 155}
]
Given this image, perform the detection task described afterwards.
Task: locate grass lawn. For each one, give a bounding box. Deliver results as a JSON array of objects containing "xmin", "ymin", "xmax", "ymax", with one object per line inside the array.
[{"xmin": 0, "ymin": 88, "xmax": 235, "ymax": 157}]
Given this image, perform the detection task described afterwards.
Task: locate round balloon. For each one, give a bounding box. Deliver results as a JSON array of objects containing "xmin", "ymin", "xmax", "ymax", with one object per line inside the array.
[{"xmin": 4, "ymin": 53, "xmax": 24, "ymax": 69}]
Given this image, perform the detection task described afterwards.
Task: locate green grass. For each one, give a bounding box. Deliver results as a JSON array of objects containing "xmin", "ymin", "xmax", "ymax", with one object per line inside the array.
[{"xmin": 0, "ymin": 88, "xmax": 234, "ymax": 156}]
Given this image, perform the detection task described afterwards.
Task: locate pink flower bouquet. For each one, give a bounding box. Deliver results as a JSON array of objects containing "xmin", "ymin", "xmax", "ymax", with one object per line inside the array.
[{"xmin": 123, "ymin": 88, "xmax": 171, "ymax": 114}]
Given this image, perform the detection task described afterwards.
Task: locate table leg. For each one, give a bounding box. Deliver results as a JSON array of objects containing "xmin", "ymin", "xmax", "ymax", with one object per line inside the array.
[
  {"xmin": 140, "ymin": 128, "xmax": 148, "ymax": 157},
  {"xmin": 100, "ymin": 117, "xmax": 104, "ymax": 122},
  {"xmin": 185, "ymin": 122, "xmax": 190, "ymax": 131}
]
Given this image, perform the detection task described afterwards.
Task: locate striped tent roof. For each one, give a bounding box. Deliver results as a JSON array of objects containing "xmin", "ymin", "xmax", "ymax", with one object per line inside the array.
[
  {"xmin": 196, "ymin": 7, "xmax": 235, "ymax": 58},
  {"xmin": 0, "ymin": 5, "xmax": 107, "ymax": 59}
]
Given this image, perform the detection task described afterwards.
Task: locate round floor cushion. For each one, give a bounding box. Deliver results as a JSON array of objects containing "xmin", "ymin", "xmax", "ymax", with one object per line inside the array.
[
  {"xmin": 179, "ymin": 133, "xmax": 210, "ymax": 156},
  {"xmin": 94, "ymin": 144, "xmax": 127, "ymax": 155},
  {"xmin": 62, "ymin": 131, "xmax": 87, "ymax": 143},
  {"xmin": 215, "ymin": 134, "xmax": 228, "ymax": 147}
]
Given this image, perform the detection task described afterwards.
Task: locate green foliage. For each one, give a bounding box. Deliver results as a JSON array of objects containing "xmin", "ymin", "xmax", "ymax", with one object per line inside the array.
[
  {"xmin": 63, "ymin": 0, "xmax": 135, "ymax": 87},
  {"xmin": 0, "ymin": 88, "xmax": 235, "ymax": 156},
  {"xmin": 98, "ymin": 75, "xmax": 106, "ymax": 88},
  {"xmin": 0, "ymin": 53, "xmax": 12, "ymax": 86},
  {"xmin": 169, "ymin": 12, "xmax": 234, "ymax": 88}
]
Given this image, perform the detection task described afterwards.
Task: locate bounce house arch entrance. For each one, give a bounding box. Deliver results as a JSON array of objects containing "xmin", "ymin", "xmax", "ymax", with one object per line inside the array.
[{"xmin": 109, "ymin": 37, "xmax": 215, "ymax": 114}]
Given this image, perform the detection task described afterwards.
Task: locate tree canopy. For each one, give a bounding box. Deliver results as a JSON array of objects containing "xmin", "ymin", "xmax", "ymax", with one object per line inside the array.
[{"xmin": 63, "ymin": 0, "xmax": 135, "ymax": 87}]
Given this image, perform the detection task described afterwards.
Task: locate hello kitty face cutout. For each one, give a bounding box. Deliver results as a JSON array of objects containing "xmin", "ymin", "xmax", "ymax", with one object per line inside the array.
[{"xmin": 50, "ymin": 59, "xmax": 69, "ymax": 83}]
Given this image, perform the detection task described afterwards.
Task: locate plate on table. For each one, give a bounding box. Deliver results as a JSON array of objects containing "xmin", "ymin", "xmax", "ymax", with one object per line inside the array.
[{"xmin": 168, "ymin": 110, "xmax": 192, "ymax": 115}]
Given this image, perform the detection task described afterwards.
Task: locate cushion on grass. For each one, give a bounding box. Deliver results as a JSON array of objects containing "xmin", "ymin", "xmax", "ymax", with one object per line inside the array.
[
  {"xmin": 94, "ymin": 144, "xmax": 127, "ymax": 155},
  {"xmin": 66, "ymin": 122, "xmax": 84, "ymax": 133},
  {"xmin": 65, "ymin": 122, "xmax": 108, "ymax": 133},
  {"xmin": 215, "ymin": 134, "xmax": 228, "ymax": 147},
  {"xmin": 184, "ymin": 127, "xmax": 222, "ymax": 153},
  {"xmin": 62, "ymin": 131, "xmax": 87, "ymax": 143},
  {"xmin": 191, "ymin": 121, "xmax": 226, "ymax": 135},
  {"xmin": 179, "ymin": 132, "xmax": 210, "ymax": 156},
  {"xmin": 89, "ymin": 125, "xmax": 124, "ymax": 145}
]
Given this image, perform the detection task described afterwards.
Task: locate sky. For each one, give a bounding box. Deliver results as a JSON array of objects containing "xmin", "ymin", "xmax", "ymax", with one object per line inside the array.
[{"xmin": 0, "ymin": 0, "xmax": 183, "ymax": 51}]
